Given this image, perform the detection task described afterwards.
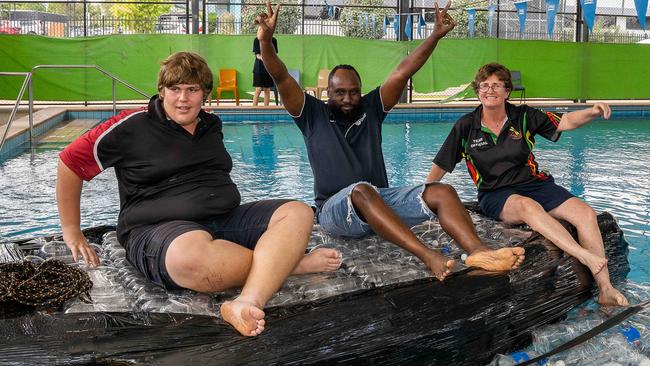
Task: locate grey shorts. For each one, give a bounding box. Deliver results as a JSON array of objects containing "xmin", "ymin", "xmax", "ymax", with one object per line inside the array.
[
  {"xmin": 124, "ymin": 199, "xmax": 292, "ymax": 290},
  {"xmin": 316, "ymin": 182, "xmax": 435, "ymax": 238}
]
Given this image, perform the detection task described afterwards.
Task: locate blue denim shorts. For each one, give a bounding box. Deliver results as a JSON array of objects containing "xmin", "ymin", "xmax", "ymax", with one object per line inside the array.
[
  {"xmin": 477, "ymin": 177, "xmax": 574, "ymax": 220},
  {"xmin": 316, "ymin": 182, "xmax": 435, "ymax": 238}
]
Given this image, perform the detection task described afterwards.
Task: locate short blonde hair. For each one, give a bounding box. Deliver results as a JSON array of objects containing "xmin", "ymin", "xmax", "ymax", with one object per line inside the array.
[{"xmin": 157, "ymin": 52, "xmax": 213, "ymax": 100}]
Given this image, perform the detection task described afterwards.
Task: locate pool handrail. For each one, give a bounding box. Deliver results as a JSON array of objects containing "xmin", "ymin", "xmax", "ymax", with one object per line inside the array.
[
  {"xmin": 0, "ymin": 65, "xmax": 150, "ymax": 153},
  {"xmin": 0, "ymin": 71, "xmax": 32, "ymax": 153}
]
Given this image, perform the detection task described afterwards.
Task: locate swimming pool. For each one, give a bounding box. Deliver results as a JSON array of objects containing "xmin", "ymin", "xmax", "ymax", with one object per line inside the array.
[{"xmin": 1, "ymin": 117, "xmax": 649, "ymax": 364}]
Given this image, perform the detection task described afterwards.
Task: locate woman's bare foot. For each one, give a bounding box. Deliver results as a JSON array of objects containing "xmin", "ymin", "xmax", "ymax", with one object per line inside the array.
[
  {"xmin": 293, "ymin": 248, "xmax": 342, "ymax": 274},
  {"xmin": 422, "ymin": 250, "xmax": 454, "ymax": 281},
  {"xmin": 576, "ymin": 251, "xmax": 608, "ymax": 276},
  {"xmin": 598, "ymin": 285, "xmax": 628, "ymax": 307},
  {"xmin": 220, "ymin": 299, "xmax": 266, "ymax": 336},
  {"xmin": 465, "ymin": 247, "xmax": 525, "ymax": 271}
]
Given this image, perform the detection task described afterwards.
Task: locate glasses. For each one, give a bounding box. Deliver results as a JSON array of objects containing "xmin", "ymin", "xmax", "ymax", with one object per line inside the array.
[{"xmin": 478, "ymin": 83, "xmax": 507, "ymax": 92}]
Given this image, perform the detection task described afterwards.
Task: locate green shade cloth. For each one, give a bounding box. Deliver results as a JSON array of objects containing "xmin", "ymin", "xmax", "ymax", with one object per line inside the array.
[{"xmin": 1, "ymin": 34, "xmax": 649, "ymax": 101}]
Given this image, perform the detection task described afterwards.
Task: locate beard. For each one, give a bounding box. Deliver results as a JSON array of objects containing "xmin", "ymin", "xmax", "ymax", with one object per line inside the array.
[{"xmin": 328, "ymin": 100, "xmax": 364, "ymax": 125}]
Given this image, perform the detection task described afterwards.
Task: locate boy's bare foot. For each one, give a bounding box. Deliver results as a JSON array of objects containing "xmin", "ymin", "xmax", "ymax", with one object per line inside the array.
[
  {"xmin": 423, "ymin": 249, "xmax": 454, "ymax": 281},
  {"xmin": 220, "ymin": 299, "xmax": 266, "ymax": 336},
  {"xmin": 293, "ymin": 248, "xmax": 342, "ymax": 274},
  {"xmin": 465, "ymin": 247, "xmax": 525, "ymax": 271},
  {"xmin": 598, "ymin": 285, "xmax": 628, "ymax": 307},
  {"xmin": 577, "ymin": 251, "xmax": 608, "ymax": 276}
]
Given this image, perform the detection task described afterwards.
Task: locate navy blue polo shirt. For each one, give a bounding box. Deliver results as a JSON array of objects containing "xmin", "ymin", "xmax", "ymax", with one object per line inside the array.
[
  {"xmin": 434, "ymin": 102, "xmax": 563, "ymax": 191},
  {"xmin": 293, "ymin": 87, "xmax": 389, "ymax": 208}
]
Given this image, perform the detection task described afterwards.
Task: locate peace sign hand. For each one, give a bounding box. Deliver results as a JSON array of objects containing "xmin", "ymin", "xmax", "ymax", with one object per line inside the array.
[
  {"xmin": 432, "ymin": 1, "xmax": 456, "ymax": 39},
  {"xmin": 256, "ymin": 0, "xmax": 280, "ymax": 42}
]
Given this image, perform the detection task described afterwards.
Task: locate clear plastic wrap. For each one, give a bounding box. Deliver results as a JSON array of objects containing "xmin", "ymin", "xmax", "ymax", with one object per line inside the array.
[{"xmin": 0, "ymin": 211, "xmax": 635, "ymax": 365}]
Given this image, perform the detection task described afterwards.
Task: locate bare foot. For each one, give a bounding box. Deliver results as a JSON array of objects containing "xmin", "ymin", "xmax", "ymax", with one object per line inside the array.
[
  {"xmin": 422, "ymin": 249, "xmax": 455, "ymax": 281},
  {"xmin": 465, "ymin": 247, "xmax": 525, "ymax": 271},
  {"xmin": 293, "ymin": 248, "xmax": 342, "ymax": 274},
  {"xmin": 598, "ymin": 286, "xmax": 628, "ymax": 307},
  {"xmin": 576, "ymin": 251, "xmax": 608, "ymax": 276},
  {"xmin": 220, "ymin": 299, "xmax": 266, "ymax": 336}
]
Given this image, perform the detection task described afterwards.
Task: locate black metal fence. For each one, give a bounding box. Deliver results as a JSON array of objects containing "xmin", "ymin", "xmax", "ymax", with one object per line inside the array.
[{"xmin": 1, "ymin": 0, "xmax": 648, "ymax": 43}]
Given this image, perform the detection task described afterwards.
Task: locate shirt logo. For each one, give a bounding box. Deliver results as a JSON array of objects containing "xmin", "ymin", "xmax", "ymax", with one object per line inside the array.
[
  {"xmin": 508, "ymin": 126, "xmax": 522, "ymax": 140},
  {"xmin": 470, "ymin": 137, "xmax": 489, "ymax": 148}
]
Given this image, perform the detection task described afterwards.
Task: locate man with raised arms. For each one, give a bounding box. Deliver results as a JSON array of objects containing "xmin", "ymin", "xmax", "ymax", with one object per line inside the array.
[{"xmin": 255, "ymin": 0, "xmax": 525, "ymax": 280}]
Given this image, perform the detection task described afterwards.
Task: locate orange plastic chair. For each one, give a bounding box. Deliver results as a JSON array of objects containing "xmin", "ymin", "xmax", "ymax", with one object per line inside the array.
[
  {"xmin": 304, "ymin": 69, "xmax": 330, "ymax": 99},
  {"xmin": 213, "ymin": 69, "xmax": 239, "ymax": 106}
]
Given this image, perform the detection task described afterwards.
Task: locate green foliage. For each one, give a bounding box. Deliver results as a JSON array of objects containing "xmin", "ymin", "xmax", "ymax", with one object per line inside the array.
[
  {"xmin": 0, "ymin": 3, "xmax": 47, "ymax": 13},
  {"xmin": 209, "ymin": 12, "xmax": 236, "ymax": 34},
  {"xmin": 109, "ymin": 1, "xmax": 172, "ymax": 33},
  {"xmin": 449, "ymin": 0, "xmax": 488, "ymax": 37},
  {"xmin": 339, "ymin": 0, "xmax": 391, "ymax": 39},
  {"xmin": 216, "ymin": 12, "xmax": 235, "ymax": 34},
  {"xmin": 47, "ymin": 3, "xmax": 103, "ymax": 19},
  {"xmin": 240, "ymin": 1, "xmax": 301, "ymax": 34}
]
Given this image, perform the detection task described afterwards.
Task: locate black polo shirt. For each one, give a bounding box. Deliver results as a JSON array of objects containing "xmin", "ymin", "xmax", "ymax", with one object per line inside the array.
[
  {"xmin": 60, "ymin": 95, "xmax": 240, "ymax": 243},
  {"xmin": 293, "ymin": 87, "xmax": 389, "ymax": 208},
  {"xmin": 433, "ymin": 102, "xmax": 563, "ymax": 191}
]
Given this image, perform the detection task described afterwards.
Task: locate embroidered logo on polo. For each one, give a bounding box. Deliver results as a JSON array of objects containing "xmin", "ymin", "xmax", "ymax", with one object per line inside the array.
[
  {"xmin": 508, "ymin": 126, "xmax": 522, "ymax": 140},
  {"xmin": 470, "ymin": 137, "xmax": 489, "ymax": 149}
]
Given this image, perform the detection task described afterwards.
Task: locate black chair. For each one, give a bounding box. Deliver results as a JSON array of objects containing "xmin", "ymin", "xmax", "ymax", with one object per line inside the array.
[{"xmin": 510, "ymin": 70, "xmax": 526, "ymax": 103}]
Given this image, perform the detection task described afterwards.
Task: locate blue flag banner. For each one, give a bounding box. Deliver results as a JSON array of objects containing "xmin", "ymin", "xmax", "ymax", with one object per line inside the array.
[
  {"xmin": 327, "ymin": 5, "xmax": 334, "ymax": 18},
  {"xmin": 581, "ymin": 0, "xmax": 597, "ymax": 32},
  {"xmin": 372, "ymin": 14, "xmax": 376, "ymax": 33},
  {"xmin": 515, "ymin": 1, "xmax": 528, "ymax": 36},
  {"xmin": 364, "ymin": 14, "xmax": 369, "ymax": 31},
  {"xmin": 384, "ymin": 16, "xmax": 389, "ymax": 34},
  {"xmin": 394, "ymin": 14, "xmax": 399, "ymax": 35},
  {"xmin": 634, "ymin": 0, "xmax": 648, "ymax": 30},
  {"xmin": 405, "ymin": 15, "xmax": 412, "ymax": 40},
  {"xmin": 467, "ymin": 8, "xmax": 476, "ymax": 38},
  {"xmin": 418, "ymin": 14, "xmax": 426, "ymax": 37},
  {"xmin": 487, "ymin": 5, "xmax": 496, "ymax": 37},
  {"xmin": 545, "ymin": 0, "xmax": 559, "ymax": 39}
]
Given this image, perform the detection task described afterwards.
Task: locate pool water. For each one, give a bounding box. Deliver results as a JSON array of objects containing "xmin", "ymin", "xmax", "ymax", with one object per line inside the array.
[
  {"xmin": 1, "ymin": 119, "xmax": 648, "ymax": 282},
  {"xmin": 1, "ymin": 119, "xmax": 649, "ymax": 364}
]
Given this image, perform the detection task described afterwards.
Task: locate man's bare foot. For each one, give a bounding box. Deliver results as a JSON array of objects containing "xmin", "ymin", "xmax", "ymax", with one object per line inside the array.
[
  {"xmin": 598, "ymin": 286, "xmax": 628, "ymax": 307},
  {"xmin": 423, "ymin": 250, "xmax": 454, "ymax": 281},
  {"xmin": 293, "ymin": 248, "xmax": 342, "ymax": 274},
  {"xmin": 220, "ymin": 299, "xmax": 266, "ymax": 336},
  {"xmin": 576, "ymin": 251, "xmax": 608, "ymax": 276},
  {"xmin": 465, "ymin": 247, "xmax": 525, "ymax": 271}
]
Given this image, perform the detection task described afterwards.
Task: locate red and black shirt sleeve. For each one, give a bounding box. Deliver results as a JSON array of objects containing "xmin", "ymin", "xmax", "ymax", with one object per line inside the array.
[
  {"xmin": 59, "ymin": 109, "xmax": 142, "ymax": 181},
  {"xmin": 526, "ymin": 106, "xmax": 563, "ymax": 142}
]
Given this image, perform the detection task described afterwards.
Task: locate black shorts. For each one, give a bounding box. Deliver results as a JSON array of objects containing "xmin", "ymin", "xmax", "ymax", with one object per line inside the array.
[
  {"xmin": 477, "ymin": 178, "xmax": 574, "ymax": 220},
  {"xmin": 124, "ymin": 199, "xmax": 292, "ymax": 290},
  {"xmin": 253, "ymin": 72, "xmax": 274, "ymax": 88}
]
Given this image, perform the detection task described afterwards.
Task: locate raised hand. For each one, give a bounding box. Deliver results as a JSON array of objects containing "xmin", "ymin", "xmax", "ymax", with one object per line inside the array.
[
  {"xmin": 255, "ymin": 0, "xmax": 280, "ymax": 42},
  {"xmin": 591, "ymin": 102, "xmax": 611, "ymax": 119},
  {"xmin": 432, "ymin": 1, "xmax": 456, "ymax": 39}
]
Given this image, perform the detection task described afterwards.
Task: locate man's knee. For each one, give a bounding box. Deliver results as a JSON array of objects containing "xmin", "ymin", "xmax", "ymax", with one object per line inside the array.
[
  {"xmin": 423, "ymin": 182, "xmax": 459, "ymax": 204},
  {"xmin": 351, "ymin": 183, "xmax": 379, "ymax": 203}
]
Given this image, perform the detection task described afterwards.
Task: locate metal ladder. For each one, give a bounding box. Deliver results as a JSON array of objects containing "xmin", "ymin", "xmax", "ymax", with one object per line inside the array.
[{"xmin": 0, "ymin": 65, "xmax": 150, "ymax": 152}]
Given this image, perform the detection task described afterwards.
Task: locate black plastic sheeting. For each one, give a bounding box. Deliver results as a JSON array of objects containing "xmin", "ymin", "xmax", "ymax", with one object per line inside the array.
[{"xmin": 0, "ymin": 212, "xmax": 629, "ymax": 365}]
